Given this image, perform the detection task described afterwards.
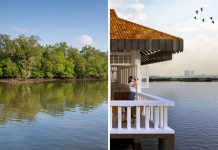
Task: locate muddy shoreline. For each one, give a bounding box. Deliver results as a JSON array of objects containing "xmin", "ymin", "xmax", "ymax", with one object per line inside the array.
[{"xmin": 0, "ymin": 78, "xmax": 107, "ymax": 85}]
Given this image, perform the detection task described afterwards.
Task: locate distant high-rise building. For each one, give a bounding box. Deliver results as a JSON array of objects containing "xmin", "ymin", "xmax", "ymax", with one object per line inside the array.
[
  {"xmin": 184, "ymin": 70, "xmax": 194, "ymax": 77},
  {"xmin": 190, "ymin": 70, "xmax": 194, "ymax": 77},
  {"xmin": 184, "ymin": 70, "xmax": 190, "ymax": 77}
]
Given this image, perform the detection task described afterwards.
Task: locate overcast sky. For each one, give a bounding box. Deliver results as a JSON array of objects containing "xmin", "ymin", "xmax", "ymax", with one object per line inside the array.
[
  {"xmin": 0, "ymin": 0, "xmax": 108, "ymax": 51},
  {"xmin": 111, "ymin": 0, "xmax": 218, "ymax": 76}
]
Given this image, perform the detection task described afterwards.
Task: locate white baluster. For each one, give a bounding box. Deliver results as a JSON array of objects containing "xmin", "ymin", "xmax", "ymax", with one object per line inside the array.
[
  {"xmin": 159, "ymin": 106, "xmax": 164, "ymax": 128},
  {"xmin": 145, "ymin": 106, "xmax": 150, "ymax": 129},
  {"xmin": 150, "ymin": 106, "xmax": 153, "ymax": 121},
  {"xmin": 163, "ymin": 106, "xmax": 168, "ymax": 129},
  {"xmin": 118, "ymin": 106, "xmax": 122, "ymax": 129},
  {"xmin": 127, "ymin": 107, "xmax": 131, "ymax": 129},
  {"xmin": 136, "ymin": 106, "xmax": 140, "ymax": 129},
  {"xmin": 154, "ymin": 106, "xmax": 159, "ymax": 129}
]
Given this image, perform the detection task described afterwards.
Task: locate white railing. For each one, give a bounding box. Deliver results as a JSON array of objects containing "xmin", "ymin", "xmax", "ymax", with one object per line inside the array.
[{"xmin": 110, "ymin": 92, "xmax": 175, "ymax": 134}]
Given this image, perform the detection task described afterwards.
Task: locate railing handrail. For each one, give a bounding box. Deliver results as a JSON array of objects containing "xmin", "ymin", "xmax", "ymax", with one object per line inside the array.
[
  {"xmin": 139, "ymin": 91, "xmax": 175, "ymax": 105},
  {"xmin": 110, "ymin": 100, "xmax": 174, "ymax": 107},
  {"xmin": 111, "ymin": 92, "xmax": 175, "ymax": 106}
]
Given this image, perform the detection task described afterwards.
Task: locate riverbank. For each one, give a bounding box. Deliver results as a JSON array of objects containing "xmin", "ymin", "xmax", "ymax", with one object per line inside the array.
[{"xmin": 0, "ymin": 78, "xmax": 107, "ymax": 85}]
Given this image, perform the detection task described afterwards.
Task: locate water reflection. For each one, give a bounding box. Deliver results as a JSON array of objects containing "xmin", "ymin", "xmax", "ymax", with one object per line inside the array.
[{"xmin": 0, "ymin": 80, "xmax": 107, "ymax": 125}]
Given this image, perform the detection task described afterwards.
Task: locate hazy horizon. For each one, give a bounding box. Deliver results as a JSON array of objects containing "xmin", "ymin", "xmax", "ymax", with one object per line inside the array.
[{"xmin": 111, "ymin": 0, "xmax": 218, "ymax": 76}]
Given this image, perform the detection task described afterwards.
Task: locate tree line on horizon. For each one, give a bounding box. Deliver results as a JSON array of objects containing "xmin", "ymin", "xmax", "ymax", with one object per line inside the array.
[{"xmin": 0, "ymin": 34, "xmax": 108, "ymax": 79}]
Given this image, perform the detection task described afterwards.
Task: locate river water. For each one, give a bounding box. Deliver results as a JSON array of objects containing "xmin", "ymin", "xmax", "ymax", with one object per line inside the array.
[
  {"xmin": 143, "ymin": 82, "xmax": 218, "ymax": 150},
  {"xmin": 0, "ymin": 81, "xmax": 108, "ymax": 150}
]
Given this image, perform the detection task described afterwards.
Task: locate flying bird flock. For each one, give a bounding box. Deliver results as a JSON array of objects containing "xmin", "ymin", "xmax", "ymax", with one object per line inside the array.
[{"xmin": 194, "ymin": 7, "xmax": 215, "ymax": 24}]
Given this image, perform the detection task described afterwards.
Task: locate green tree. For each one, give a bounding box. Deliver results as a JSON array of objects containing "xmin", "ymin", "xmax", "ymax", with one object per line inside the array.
[
  {"xmin": 1, "ymin": 59, "xmax": 19, "ymax": 78},
  {"xmin": 81, "ymin": 46, "xmax": 108, "ymax": 78},
  {"xmin": 14, "ymin": 35, "xmax": 42, "ymax": 78},
  {"xmin": 67, "ymin": 47, "xmax": 86, "ymax": 78}
]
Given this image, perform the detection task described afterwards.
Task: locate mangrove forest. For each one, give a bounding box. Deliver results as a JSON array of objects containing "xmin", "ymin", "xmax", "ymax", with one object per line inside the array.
[{"xmin": 0, "ymin": 34, "xmax": 108, "ymax": 79}]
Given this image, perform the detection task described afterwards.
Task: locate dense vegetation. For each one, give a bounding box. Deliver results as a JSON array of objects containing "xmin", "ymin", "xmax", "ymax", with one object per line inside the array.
[{"xmin": 0, "ymin": 34, "xmax": 107, "ymax": 79}]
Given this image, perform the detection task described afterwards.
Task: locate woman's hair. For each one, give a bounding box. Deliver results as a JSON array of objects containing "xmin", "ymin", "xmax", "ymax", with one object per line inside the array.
[{"xmin": 128, "ymin": 76, "xmax": 133, "ymax": 83}]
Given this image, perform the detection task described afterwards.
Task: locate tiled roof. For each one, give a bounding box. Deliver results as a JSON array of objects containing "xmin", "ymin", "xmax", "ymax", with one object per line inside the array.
[
  {"xmin": 110, "ymin": 9, "xmax": 182, "ymax": 40},
  {"xmin": 110, "ymin": 9, "xmax": 183, "ymax": 65}
]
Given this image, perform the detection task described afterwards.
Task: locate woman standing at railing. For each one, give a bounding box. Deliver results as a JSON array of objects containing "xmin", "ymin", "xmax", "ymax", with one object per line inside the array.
[{"xmin": 128, "ymin": 76, "xmax": 137, "ymax": 100}]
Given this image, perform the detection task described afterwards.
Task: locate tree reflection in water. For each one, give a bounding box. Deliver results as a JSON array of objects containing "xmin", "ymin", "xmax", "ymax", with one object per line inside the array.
[{"xmin": 0, "ymin": 81, "xmax": 107, "ymax": 125}]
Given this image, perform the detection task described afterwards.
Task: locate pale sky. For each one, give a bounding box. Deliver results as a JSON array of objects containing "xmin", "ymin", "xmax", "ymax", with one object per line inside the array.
[{"xmin": 111, "ymin": 0, "xmax": 218, "ymax": 76}]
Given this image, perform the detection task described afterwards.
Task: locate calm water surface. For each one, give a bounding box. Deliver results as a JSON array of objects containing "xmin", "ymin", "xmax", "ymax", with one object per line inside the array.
[
  {"xmin": 0, "ymin": 81, "xmax": 107, "ymax": 150},
  {"xmin": 143, "ymin": 82, "xmax": 218, "ymax": 150}
]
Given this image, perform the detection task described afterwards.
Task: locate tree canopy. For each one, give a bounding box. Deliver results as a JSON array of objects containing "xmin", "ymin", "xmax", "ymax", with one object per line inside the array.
[{"xmin": 0, "ymin": 34, "xmax": 107, "ymax": 79}]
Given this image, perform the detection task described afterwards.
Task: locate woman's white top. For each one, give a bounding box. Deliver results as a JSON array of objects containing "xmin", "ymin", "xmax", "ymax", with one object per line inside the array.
[{"xmin": 129, "ymin": 82, "xmax": 136, "ymax": 93}]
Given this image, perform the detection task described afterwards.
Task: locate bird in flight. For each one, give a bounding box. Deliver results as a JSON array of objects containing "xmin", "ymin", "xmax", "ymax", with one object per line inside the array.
[
  {"xmin": 194, "ymin": 16, "xmax": 197, "ymax": 19},
  {"xmin": 200, "ymin": 7, "xmax": 203, "ymax": 12},
  {"xmin": 212, "ymin": 21, "xmax": 215, "ymax": 24},
  {"xmin": 195, "ymin": 10, "xmax": 198, "ymax": 14},
  {"xmin": 210, "ymin": 17, "xmax": 213, "ymax": 20}
]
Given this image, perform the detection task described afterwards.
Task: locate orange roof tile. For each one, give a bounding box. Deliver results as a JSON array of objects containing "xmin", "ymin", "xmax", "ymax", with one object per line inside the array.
[{"xmin": 110, "ymin": 9, "xmax": 182, "ymax": 40}]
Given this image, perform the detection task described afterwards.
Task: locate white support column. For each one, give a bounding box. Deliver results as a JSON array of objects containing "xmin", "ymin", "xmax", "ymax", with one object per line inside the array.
[
  {"xmin": 127, "ymin": 107, "xmax": 131, "ymax": 129},
  {"xmin": 154, "ymin": 106, "xmax": 159, "ymax": 129},
  {"xmin": 145, "ymin": 106, "xmax": 150, "ymax": 129},
  {"xmin": 118, "ymin": 107, "xmax": 122, "ymax": 129},
  {"xmin": 136, "ymin": 106, "xmax": 141, "ymax": 129},
  {"xmin": 146, "ymin": 65, "xmax": 149, "ymax": 88},
  {"xmin": 137, "ymin": 65, "xmax": 141, "ymax": 93},
  {"xmin": 130, "ymin": 67, "xmax": 132, "ymax": 76},
  {"xmin": 134, "ymin": 51, "xmax": 142, "ymax": 93},
  {"xmin": 163, "ymin": 106, "xmax": 168, "ymax": 129},
  {"xmin": 133, "ymin": 66, "xmax": 135, "ymax": 77}
]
